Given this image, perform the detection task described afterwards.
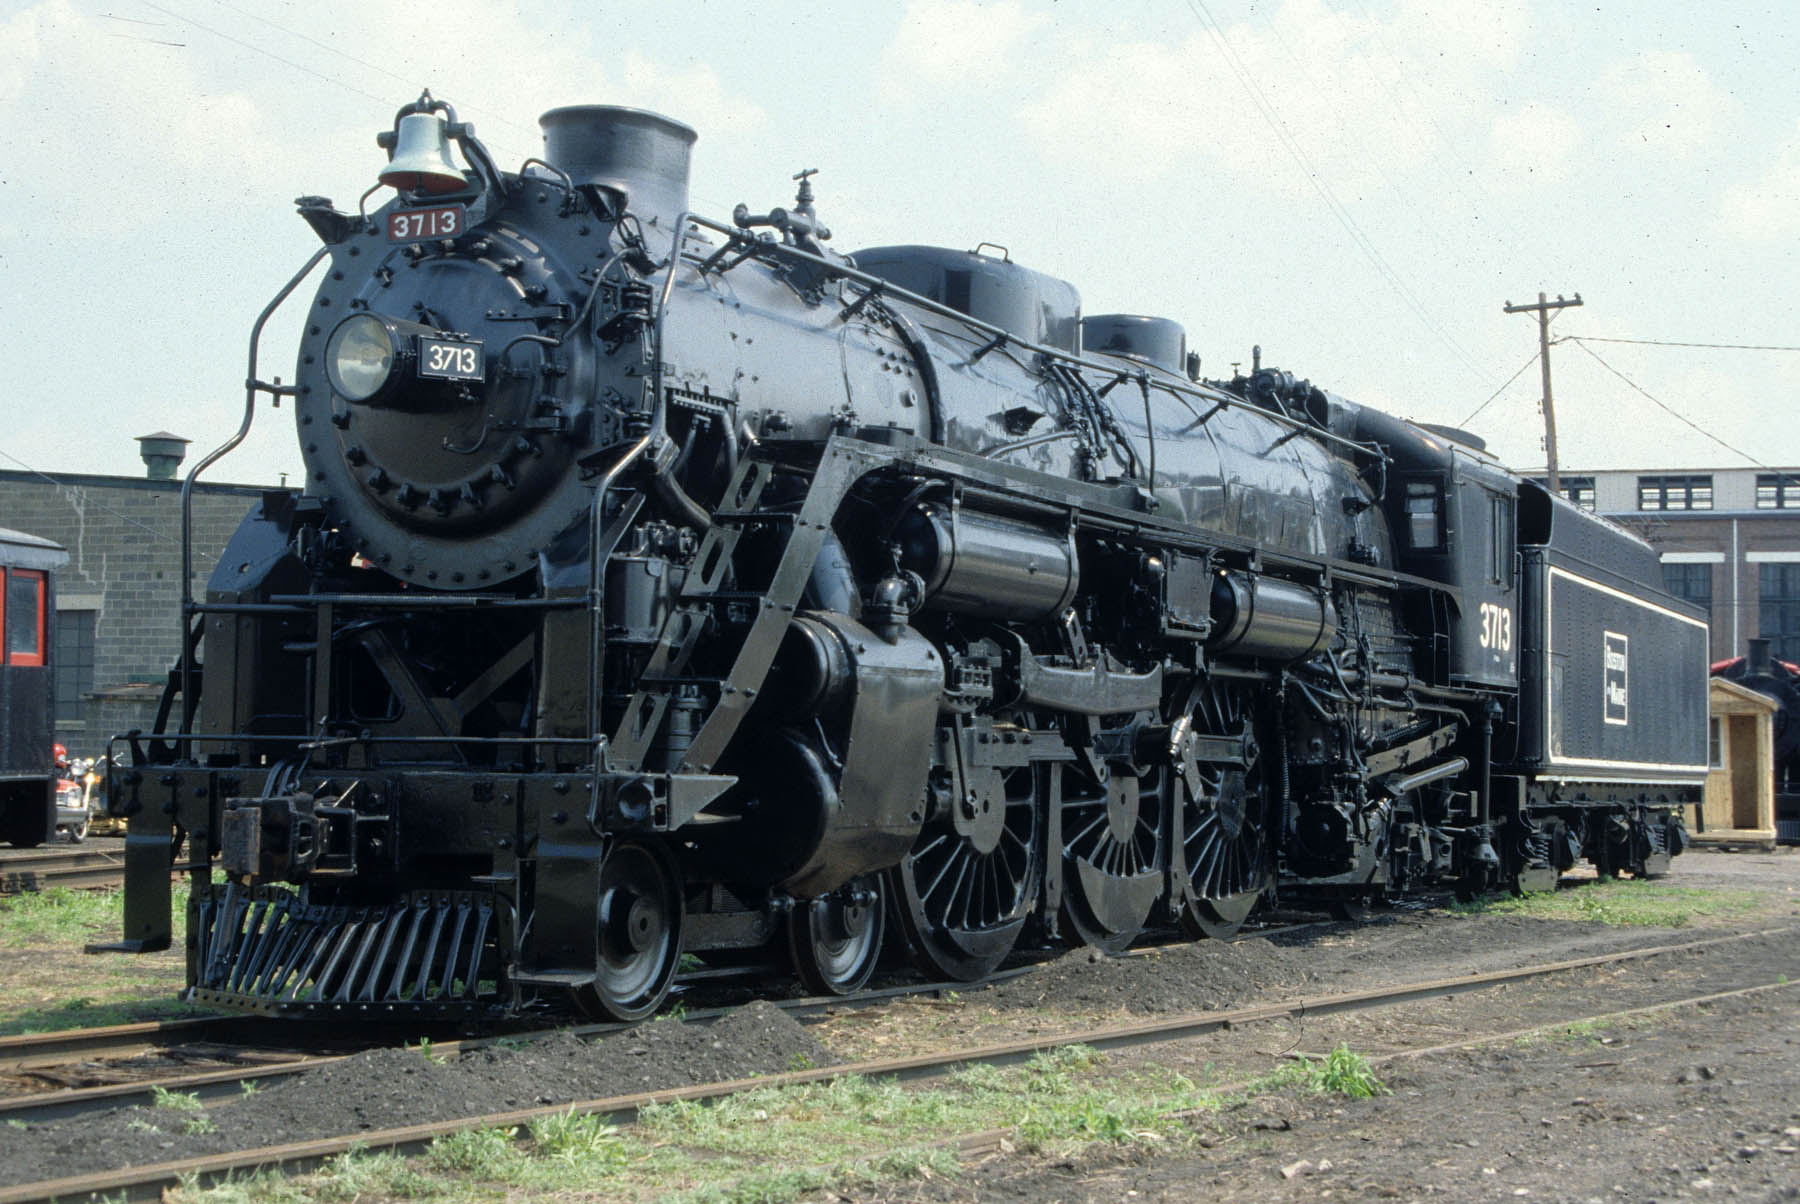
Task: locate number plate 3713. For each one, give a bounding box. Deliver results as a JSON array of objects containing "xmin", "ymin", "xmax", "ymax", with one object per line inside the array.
[
  {"xmin": 387, "ymin": 205, "xmax": 464, "ymax": 242},
  {"xmin": 417, "ymin": 336, "xmax": 483, "ymax": 382}
]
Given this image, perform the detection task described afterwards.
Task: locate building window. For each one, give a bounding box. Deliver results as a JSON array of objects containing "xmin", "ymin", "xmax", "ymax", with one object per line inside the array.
[
  {"xmin": 55, "ymin": 610, "xmax": 96, "ymax": 722},
  {"xmin": 1637, "ymin": 474, "xmax": 1713, "ymax": 511},
  {"xmin": 1761, "ymin": 563, "xmax": 1800, "ymax": 664},
  {"xmin": 1559, "ymin": 476, "xmax": 1596, "ymax": 511},
  {"xmin": 1708, "ymin": 716, "xmax": 1723, "ymax": 769},
  {"xmin": 1662, "ymin": 562, "xmax": 1713, "ymax": 619},
  {"xmin": 1756, "ymin": 473, "xmax": 1800, "ymax": 509},
  {"xmin": 1528, "ymin": 475, "xmax": 1597, "ymax": 512}
]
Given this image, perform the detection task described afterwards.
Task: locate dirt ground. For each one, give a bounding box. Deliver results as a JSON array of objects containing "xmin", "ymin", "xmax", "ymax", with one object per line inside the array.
[
  {"xmin": 854, "ymin": 849, "xmax": 1800, "ymax": 1204},
  {"xmin": 861, "ymin": 985, "xmax": 1800, "ymax": 1204},
  {"xmin": 0, "ymin": 848, "xmax": 1796, "ymax": 1197}
]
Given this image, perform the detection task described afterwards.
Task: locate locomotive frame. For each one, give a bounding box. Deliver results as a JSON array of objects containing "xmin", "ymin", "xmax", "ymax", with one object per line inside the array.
[{"xmin": 104, "ymin": 93, "xmax": 1706, "ymax": 1021}]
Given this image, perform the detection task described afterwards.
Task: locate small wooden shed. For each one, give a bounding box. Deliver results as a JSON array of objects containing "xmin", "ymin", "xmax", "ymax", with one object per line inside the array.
[{"xmin": 1687, "ymin": 678, "xmax": 1778, "ymax": 848}]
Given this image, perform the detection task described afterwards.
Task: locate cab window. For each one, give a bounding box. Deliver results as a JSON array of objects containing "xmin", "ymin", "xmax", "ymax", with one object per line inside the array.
[
  {"xmin": 1490, "ymin": 495, "xmax": 1515, "ymax": 586},
  {"xmin": 1404, "ymin": 482, "xmax": 1443, "ymax": 550},
  {"xmin": 4, "ymin": 569, "xmax": 46, "ymax": 666}
]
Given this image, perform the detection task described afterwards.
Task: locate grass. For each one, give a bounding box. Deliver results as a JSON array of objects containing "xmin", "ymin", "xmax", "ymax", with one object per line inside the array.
[
  {"xmin": 169, "ymin": 1041, "xmax": 1392, "ymax": 1204},
  {"xmin": 0, "ymin": 878, "xmax": 213, "ymax": 1035},
  {"xmin": 1448, "ymin": 877, "xmax": 1762, "ymax": 928}
]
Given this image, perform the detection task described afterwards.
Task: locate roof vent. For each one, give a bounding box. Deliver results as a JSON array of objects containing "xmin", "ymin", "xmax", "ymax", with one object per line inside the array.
[{"xmin": 137, "ymin": 431, "xmax": 191, "ymax": 481}]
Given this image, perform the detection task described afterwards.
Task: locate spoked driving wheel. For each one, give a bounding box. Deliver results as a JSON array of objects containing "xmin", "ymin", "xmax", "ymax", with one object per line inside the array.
[
  {"xmin": 1059, "ymin": 770, "xmax": 1164, "ymax": 954},
  {"xmin": 889, "ymin": 762, "xmax": 1040, "ymax": 982},
  {"xmin": 577, "ymin": 840, "xmax": 684, "ymax": 1022},
  {"xmin": 1174, "ymin": 683, "xmax": 1273, "ymax": 940},
  {"xmin": 788, "ymin": 874, "xmax": 885, "ymax": 996}
]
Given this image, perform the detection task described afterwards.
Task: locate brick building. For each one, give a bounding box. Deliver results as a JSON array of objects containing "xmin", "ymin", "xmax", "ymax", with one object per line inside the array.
[
  {"xmin": 1535, "ymin": 467, "xmax": 1800, "ymax": 664},
  {"xmin": 0, "ymin": 437, "xmax": 281, "ymax": 756}
]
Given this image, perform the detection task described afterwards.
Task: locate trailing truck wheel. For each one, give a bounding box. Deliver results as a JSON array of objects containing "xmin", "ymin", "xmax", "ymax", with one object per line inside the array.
[
  {"xmin": 1174, "ymin": 684, "xmax": 1273, "ymax": 941},
  {"xmin": 788, "ymin": 875, "xmax": 885, "ymax": 997},
  {"xmin": 888, "ymin": 763, "xmax": 1040, "ymax": 982},
  {"xmin": 575, "ymin": 840, "xmax": 684, "ymax": 1022}
]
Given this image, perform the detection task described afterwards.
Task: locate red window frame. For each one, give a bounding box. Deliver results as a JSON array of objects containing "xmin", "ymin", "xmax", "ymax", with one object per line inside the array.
[{"xmin": 3, "ymin": 568, "xmax": 47, "ymax": 667}]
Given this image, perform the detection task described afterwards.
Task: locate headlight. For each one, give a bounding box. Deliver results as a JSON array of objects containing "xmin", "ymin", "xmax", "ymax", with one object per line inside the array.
[{"xmin": 325, "ymin": 314, "xmax": 397, "ymax": 402}]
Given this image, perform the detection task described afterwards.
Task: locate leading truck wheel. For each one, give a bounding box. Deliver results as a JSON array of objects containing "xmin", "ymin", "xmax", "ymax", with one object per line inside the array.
[
  {"xmin": 574, "ymin": 841, "xmax": 684, "ymax": 1022},
  {"xmin": 788, "ymin": 875, "xmax": 885, "ymax": 996},
  {"xmin": 888, "ymin": 763, "xmax": 1040, "ymax": 982}
]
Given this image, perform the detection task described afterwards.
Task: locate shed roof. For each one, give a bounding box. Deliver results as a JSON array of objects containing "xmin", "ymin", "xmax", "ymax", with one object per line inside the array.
[{"xmin": 1709, "ymin": 677, "xmax": 1781, "ymax": 714}]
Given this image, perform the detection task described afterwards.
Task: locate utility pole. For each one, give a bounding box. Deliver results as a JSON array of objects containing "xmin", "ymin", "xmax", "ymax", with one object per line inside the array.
[{"xmin": 1503, "ymin": 292, "xmax": 1582, "ymax": 491}]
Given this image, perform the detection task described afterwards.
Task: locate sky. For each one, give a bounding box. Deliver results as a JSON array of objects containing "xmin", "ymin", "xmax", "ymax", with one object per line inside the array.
[{"xmin": 2, "ymin": 0, "xmax": 1796, "ymax": 489}]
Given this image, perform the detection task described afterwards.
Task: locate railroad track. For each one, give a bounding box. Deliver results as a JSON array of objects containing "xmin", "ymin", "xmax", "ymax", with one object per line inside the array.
[
  {"xmin": 2, "ymin": 926, "xmax": 1792, "ymax": 1204},
  {"xmin": 0, "ymin": 850, "xmax": 125, "ymax": 895},
  {"xmin": 0, "ymin": 920, "xmax": 1332, "ymax": 1119}
]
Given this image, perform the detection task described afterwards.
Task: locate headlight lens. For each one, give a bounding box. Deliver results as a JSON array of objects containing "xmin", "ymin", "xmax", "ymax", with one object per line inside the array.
[{"xmin": 325, "ymin": 314, "xmax": 396, "ymax": 402}]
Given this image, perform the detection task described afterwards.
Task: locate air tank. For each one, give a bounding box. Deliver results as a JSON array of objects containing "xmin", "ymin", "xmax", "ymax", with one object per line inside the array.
[{"xmin": 895, "ymin": 505, "xmax": 1078, "ymax": 622}]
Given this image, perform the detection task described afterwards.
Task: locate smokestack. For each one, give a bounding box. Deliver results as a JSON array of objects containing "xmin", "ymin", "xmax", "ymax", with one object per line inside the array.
[
  {"xmin": 538, "ymin": 105, "xmax": 696, "ymax": 232},
  {"xmin": 136, "ymin": 432, "xmax": 191, "ymax": 481},
  {"xmin": 1747, "ymin": 637, "xmax": 1773, "ymax": 677}
]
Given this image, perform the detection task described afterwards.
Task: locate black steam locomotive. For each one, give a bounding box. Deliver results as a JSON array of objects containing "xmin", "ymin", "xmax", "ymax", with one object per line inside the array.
[{"xmin": 107, "ymin": 94, "xmax": 1707, "ymax": 1020}]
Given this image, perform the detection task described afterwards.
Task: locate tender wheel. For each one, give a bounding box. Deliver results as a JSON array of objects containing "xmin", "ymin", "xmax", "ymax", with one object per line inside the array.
[
  {"xmin": 888, "ymin": 762, "xmax": 1040, "ymax": 982},
  {"xmin": 1059, "ymin": 770, "xmax": 1163, "ymax": 954},
  {"xmin": 577, "ymin": 840, "xmax": 683, "ymax": 1022},
  {"xmin": 788, "ymin": 875, "xmax": 885, "ymax": 996},
  {"xmin": 1174, "ymin": 684, "xmax": 1273, "ymax": 941}
]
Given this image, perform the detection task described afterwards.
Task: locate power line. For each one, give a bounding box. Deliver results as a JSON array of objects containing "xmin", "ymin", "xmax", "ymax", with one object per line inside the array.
[
  {"xmin": 1566, "ymin": 339, "xmax": 1778, "ymax": 473},
  {"xmin": 1564, "ymin": 335, "xmax": 1800, "ymax": 353},
  {"xmin": 137, "ymin": 1, "xmax": 392, "ymax": 106},
  {"xmin": 1181, "ymin": 0, "xmax": 1495, "ymax": 386},
  {"xmin": 1460, "ymin": 349, "xmax": 1539, "ymax": 427},
  {"xmin": 0, "ymin": 448, "xmax": 220, "ymax": 564}
]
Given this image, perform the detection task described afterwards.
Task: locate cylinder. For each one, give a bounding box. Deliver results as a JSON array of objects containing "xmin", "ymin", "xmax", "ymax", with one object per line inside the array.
[
  {"xmin": 895, "ymin": 505, "xmax": 1078, "ymax": 622},
  {"xmin": 538, "ymin": 105, "xmax": 697, "ymax": 230},
  {"xmin": 1207, "ymin": 572, "xmax": 1337, "ymax": 662},
  {"xmin": 762, "ymin": 615, "xmax": 857, "ymax": 717}
]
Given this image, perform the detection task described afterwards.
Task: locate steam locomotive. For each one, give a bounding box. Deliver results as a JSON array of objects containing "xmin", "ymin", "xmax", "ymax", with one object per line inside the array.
[{"xmin": 106, "ymin": 94, "xmax": 1707, "ymax": 1021}]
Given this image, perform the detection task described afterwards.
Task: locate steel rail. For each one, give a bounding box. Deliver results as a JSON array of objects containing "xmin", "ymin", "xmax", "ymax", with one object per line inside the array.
[
  {"xmin": 0, "ymin": 921, "xmax": 1319, "ymax": 1110},
  {"xmin": 1, "ymin": 926, "xmax": 1789, "ymax": 1203},
  {"xmin": 0, "ymin": 1015, "xmax": 287, "ymax": 1075},
  {"xmin": 0, "ymin": 851, "xmax": 124, "ymax": 895}
]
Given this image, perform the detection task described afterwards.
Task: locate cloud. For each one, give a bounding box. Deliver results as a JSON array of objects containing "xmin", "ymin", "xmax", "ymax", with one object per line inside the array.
[
  {"xmin": 1482, "ymin": 103, "xmax": 1582, "ymax": 189},
  {"xmin": 1594, "ymin": 50, "xmax": 1730, "ymax": 159},
  {"xmin": 876, "ymin": 0, "xmax": 1047, "ymax": 102},
  {"xmin": 1718, "ymin": 117, "xmax": 1800, "ymax": 240}
]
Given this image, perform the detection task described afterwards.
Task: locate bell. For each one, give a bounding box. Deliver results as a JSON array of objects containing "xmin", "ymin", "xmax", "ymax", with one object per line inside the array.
[{"xmin": 379, "ymin": 113, "xmax": 465, "ymax": 195}]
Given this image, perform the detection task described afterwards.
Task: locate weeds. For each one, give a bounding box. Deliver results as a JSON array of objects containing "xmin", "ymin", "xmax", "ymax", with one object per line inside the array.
[
  {"xmin": 171, "ymin": 1032, "xmax": 1389, "ymax": 1204},
  {"xmin": 527, "ymin": 1109, "xmax": 627, "ymax": 1167},
  {"xmin": 1449, "ymin": 879, "xmax": 1759, "ymax": 928},
  {"xmin": 1309, "ymin": 1044, "xmax": 1388, "ymax": 1098},
  {"xmin": 425, "ymin": 1125, "xmax": 520, "ymax": 1175},
  {"xmin": 152, "ymin": 1085, "xmax": 206, "ymax": 1114}
]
